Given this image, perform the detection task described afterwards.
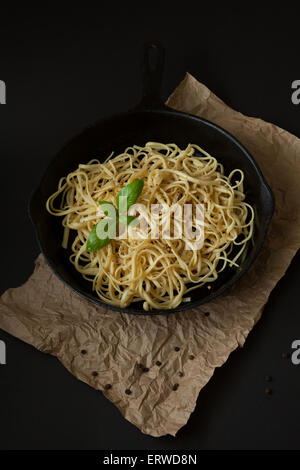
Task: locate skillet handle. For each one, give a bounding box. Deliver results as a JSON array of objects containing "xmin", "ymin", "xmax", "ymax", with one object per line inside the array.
[{"xmin": 137, "ymin": 41, "xmax": 167, "ymax": 110}]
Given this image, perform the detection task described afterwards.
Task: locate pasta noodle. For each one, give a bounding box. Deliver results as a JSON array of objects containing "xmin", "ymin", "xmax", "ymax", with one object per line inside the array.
[{"xmin": 46, "ymin": 142, "xmax": 254, "ymax": 310}]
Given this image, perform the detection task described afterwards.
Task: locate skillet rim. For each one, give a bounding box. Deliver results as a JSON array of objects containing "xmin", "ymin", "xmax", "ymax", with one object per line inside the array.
[{"xmin": 28, "ymin": 106, "xmax": 275, "ymax": 315}]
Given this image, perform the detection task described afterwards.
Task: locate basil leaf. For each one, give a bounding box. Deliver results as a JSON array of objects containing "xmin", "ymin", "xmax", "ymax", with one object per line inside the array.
[
  {"xmin": 127, "ymin": 215, "xmax": 138, "ymax": 226},
  {"xmin": 86, "ymin": 223, "xmax": 111, "ymax": 252},
  {"xmin": 119, "ymin": 214, "xmax": 138, "ymax": 226},
  {"xmin": 98, "ymin": 200, "xmax": 117, "ymax": 217},
  {"xmin": 86, "ymin": 180, "xmax": 143, "ymax": 251},
  {"xmin": 116, "ymin": 179, "xmax": 144, "ymax": 211}
]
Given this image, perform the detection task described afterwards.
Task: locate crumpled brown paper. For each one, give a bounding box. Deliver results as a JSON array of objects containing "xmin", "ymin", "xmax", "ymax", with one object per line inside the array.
[{"xmin": 1, "ymin": 73, "xmax": 300, "ymax": 437}]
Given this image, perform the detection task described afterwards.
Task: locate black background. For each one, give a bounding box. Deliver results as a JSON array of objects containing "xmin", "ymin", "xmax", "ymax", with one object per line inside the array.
[{"xmin": 0, "ymin": 5, "xmax": 299, "ymax": 450}]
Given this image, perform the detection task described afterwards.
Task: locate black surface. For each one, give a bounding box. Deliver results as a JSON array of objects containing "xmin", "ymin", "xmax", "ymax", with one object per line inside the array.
[{"xmin": 0, "ymin": 6, "xmax": 299, "ymax": 450}]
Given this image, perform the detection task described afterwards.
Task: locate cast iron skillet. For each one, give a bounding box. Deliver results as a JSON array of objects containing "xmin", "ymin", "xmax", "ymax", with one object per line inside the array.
[{"xmin": 29, "ymin": 42, "xmax": 274, "ymax": 315}]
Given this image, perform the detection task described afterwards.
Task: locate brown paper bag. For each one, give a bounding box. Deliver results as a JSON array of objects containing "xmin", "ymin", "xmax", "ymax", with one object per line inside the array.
[{"xmin": 1, "ymin": 73, "xmax": 300, "ymax": 437}]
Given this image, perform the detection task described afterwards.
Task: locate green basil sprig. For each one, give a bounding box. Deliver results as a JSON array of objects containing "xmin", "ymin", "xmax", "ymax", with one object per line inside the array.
[
  {"xmin": 86, "ymin": 179, "xmax": 144, "ymax": 252},
  {"xmin": 86, "ymin": 223, "xmax": 111, "ymax": 252},
  {"xmin": 116, "ymin": 179, "xmax": 144, "ymax": 211},
  {"xmin": 98, "ymin": 200, "xmax": 115, "ymax": 216}
]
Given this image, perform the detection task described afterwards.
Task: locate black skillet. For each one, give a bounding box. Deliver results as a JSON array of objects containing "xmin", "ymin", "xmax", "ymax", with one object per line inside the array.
[{"xmin": 29, "ymin": 42, "xmax": 274, "ymax": 315}]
